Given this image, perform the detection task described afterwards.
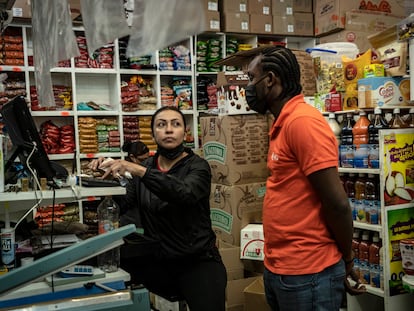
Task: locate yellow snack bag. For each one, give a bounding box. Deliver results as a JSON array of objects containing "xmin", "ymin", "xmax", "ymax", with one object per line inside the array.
[{"xmin": 343, "ymin": 49, "xmax": 372, "ymax": 85}]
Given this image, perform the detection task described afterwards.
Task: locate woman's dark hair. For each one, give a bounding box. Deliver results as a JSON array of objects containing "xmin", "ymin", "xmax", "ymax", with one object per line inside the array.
[
  {"xmin": 150, "ymin": 106, "xmax": 187, "ymax": 134},
  {"xmin": 260, "ymin": 46, "xmax": 302, "ymax": 99},
  {"xmin": 122, "ymin": 141, "xmax": 149, "ymax": 156}
]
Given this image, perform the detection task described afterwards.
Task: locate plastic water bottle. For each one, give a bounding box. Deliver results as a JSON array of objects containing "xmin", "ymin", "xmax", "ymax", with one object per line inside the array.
[{"xmin": 97, "ymin": 196, "xmax": 120, "ymax": 272}]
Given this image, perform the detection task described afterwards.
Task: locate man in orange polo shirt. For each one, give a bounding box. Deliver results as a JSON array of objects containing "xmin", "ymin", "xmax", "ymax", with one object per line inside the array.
[{"xmin": 244, "ymin": 46, "xmax": 366, "ymax": 310}]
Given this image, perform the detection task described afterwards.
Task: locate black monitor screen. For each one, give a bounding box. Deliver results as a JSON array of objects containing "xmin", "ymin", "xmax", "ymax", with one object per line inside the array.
[{"xmin": 1, "ymin": 96, "xmax": 57, "ymax": 186}]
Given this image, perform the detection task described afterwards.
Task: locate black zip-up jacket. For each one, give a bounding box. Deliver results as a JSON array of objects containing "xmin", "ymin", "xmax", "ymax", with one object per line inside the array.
[{"xmin": 119, "ymin": 148, "xmax": 217, "ymax": 260}]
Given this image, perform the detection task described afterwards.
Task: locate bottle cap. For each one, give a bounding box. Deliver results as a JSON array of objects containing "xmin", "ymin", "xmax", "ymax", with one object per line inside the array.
[
  {"xmin": 393, "ymin": 108, "xmax": 400, "ymax": 114},
  {"xmin": 329, "ymin": 113, "xmax": 335, "ymax": 119},
  {"xmin": 374, "ymin": 107, "xmax": 382, "ymax": 115},
  {"xmin": 372, "ymin": 234, "xmax": 380, "ymax": 243}
]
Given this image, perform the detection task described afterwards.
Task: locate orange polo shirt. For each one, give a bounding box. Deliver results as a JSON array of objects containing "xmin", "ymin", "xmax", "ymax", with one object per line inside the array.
[{"xmin": 263, "ymin": 94, "xmax": 342, "ymax": 275}]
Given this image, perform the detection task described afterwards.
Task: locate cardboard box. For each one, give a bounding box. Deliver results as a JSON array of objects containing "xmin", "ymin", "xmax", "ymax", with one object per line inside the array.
[
  {"xmin": 216, "ymin": 71, "xmax": 255, "ymax": 115},
  {"xmin": 292, "ymin": 0, "xmax": 313, "ymax": 13},
  {"xmin": 240, "ymin": 224, "xmax": 265, "ymax": 261},
  {"xmin": 273, "ymin": 12, "xmax": 314, "ymax": 36},
  {"xmin": 201, "ymin": 114, "xmax": 269, "ymax": 185},
  {"xmin": 218, "ymin": 241, "xmax": 245, "ymax": 271},
  {"xmin": 292, "ymin": 12, "xmax": 314, "ymax": 36},
  {"xmin": 210, "ymin": 182, "xmax": 266, "ymax": 245},
  {"xmin": 291, "ymin": 49, "xmax": 317, "ymax": 96},
  {"xmin": 357, "ymin": 77, "xmax": 411, "ymax": 108},
  {"xmin": 272, "ymin": 0, "xmax": 313, "ymax": 14},
  {"xmin": 244, "ymin": 278, "xmax": 271, "ymax": 311},
  {"xmin": 204, "ymin": 0, "xmax": 219, "ymax": 11},
  {"xmin": 12, "ymin": 0, "xmax": 81, "ymax": 20},
  {"xmin": 314, "ymin": 0, "xmax": 409, "ymax": 36},
  {"xmin": 222, "ymin": 12, "xmax": 250, "ymax": 33},
  {"xmin": 250, "ymin": 14, "xmax": 273, "ymax": 34},
  {"xmin": 272, "ymin": 0, "xmax": 293, "ymax": 15},
  {"xmin": 318, "ymin": 29, "xmax": 373, "ymax": 53},
  {"xmin": 204, "ymin": 11, "xmax": 221, "ymax": 32},
  {"xmin": 345, "ymin": 11, "xmax": 405, "ymax": 33},
  {"xmin": 249, "ymin": 0, "xmax": 272, "ymax": 15},
  {"xmin": 222, "ymin": 0, "xmax": 249, "ymax": 13},
  {"xmin": 12, "ymin": 0, "xmax": 31, "ymax": 18},
  {"xmin": 227, "ymin": 277, "xmax": 259, "ymax": 307}
]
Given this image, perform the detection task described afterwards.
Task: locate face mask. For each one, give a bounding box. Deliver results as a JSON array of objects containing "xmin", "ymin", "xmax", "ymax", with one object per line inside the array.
[
  {"xmin": 245, "ymin": 74, "xmax": 268, "ymax": 114},
  {"xmin": 157, "ymin": 143, "xmax": 185, "ymax": 160}
]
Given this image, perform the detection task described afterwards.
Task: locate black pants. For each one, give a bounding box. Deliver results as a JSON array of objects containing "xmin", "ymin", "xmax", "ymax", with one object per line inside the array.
[{"xmin": 121, "ymin": 249, "xmax": 227, "ymax": 311}]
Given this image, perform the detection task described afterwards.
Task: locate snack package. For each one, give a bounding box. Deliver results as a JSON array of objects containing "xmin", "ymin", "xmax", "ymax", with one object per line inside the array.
[{"xmin": 368, "ymin": 26, "xmax": 408, "ymax": 77}]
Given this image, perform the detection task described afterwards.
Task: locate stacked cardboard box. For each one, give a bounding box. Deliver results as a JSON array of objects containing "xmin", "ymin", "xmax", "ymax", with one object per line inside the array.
[
  {"xmin": 202, "ymin": 0, "xmax": 221, "ymax": 32},
  {"xmin": 201, "ymin": 113, "xmax": 269, "ymax": 310},
  {"xmin": 272, "ymin": 0, "xmax": 314, "ymax": 36},
  {"xmin": 314, "ymin": 0, "xmax": 408, "ymax": 37},
  {"xmin": 220, "ymin": 0, "xmax": 314, "ymax": 36},
  {"xmin": 318, "ymin": 10, "xmax": 406, "ymax": 53}
]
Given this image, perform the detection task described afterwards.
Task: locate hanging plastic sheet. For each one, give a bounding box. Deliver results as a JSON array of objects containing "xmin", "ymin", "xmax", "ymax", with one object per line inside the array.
[
  {"xmin": 31, "ymin": 0, "xmax": 79, "ymax": 108},
  {"xmin": 80, "ymin": 0, "xmax": 130, "ymax": 58},
  {"xmin": 126, "ymin": 0, "xmax": 205, "ymax": 57}
]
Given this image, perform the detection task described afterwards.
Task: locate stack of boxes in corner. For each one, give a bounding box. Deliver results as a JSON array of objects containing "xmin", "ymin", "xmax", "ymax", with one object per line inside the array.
[
  {"xmin": 220, "ymin": 0, "xmax": 314, "ymax": 36},
  {"xmin": 200, "ymin": 71, "xmax": 269, "ymax": 310},
  {"xmin": 315, "ymin": 0, "xmax": 408, "ymax": 52}
]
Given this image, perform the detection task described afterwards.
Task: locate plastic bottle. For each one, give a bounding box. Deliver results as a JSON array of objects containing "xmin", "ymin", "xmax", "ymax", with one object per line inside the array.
[
  {"xmin": 404, "ymin": 108, "xmax": 414, "ymax": 128},
  {"xmin": 365, "ymin": 174, "xmax": 379, "ymax": 225},
  {"xmin": 97, "ymin": 196, "xmax": 120, "ymax": 273},
  {"xmin": 340, "ymin": 112, "xmax": 355, "ymax": 168},
  {"xmin": 359, "ymin": 231, "xmax": 371, "ymax": 284},
  {"xmin": 352, "ymin": 229, "xmax": 361, "ymax": 278},
  {"xmin": 369, "ymin": 233, "xmax": 381, "ymax": 288},
  {"xmin": 353, "ymin": 111, "xmax": 370, "ymax": 168},
  {"xmin": 355, "ymin": 173, "xmax": 366, "ymax": 223},
  {"xmin": 379, "ymin": 245, "xmax": 384, "ymax": 290},
  {"xmin": 345, "ymin": 173, "xmax": 356, "ymax": 220},
  {"xmin": 389, "ymin": 108, "xmax": 406, "ymax": 128},
  {"xmin": 368, "ymin": 107, "xmax": 389, "ymax": 169},
  {"xmin": 1, "ymin": 228, "xmax": 15, "ymax": 271},
  {"xmin": 368, "ymin": 107, "xmax": 389, "ymax": 144},
  {"xmin": 327, "ymin": 113, "xmax": 341, "ymax": 146}
]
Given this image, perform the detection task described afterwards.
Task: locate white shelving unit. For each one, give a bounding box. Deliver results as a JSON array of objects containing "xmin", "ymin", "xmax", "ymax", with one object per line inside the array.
[{"xmin": 0, "ymin": 23, "xmax": 315, "ymax": 229}]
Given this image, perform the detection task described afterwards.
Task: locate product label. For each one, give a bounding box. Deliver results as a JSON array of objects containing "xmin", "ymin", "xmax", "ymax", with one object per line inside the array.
[{"xmin": 1, "ymin": 232, "xmax": 15, "ymax": 268}]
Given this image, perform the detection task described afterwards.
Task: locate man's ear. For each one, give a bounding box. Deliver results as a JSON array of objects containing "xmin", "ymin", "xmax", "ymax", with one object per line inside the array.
[{"xmin": 267, "ymin": 71, "xmax": 277, "ymax": 87}]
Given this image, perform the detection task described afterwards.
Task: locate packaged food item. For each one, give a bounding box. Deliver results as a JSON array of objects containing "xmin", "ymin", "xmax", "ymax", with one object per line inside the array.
[{"xmin": 368, "ymin": 26, "xmax": 408, "ymax": 77}]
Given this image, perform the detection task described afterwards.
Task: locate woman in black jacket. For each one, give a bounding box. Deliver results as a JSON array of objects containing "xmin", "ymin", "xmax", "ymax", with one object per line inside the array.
[{"xmin": 92, "ymin": 106, "xmax": 227, "ymax": 311}]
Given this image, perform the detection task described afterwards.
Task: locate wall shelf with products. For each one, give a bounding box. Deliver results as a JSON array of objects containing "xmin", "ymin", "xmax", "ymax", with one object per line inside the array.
[{"xmin": 0, "ymin": 24, "xmax": 316, "ymax": 237}]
